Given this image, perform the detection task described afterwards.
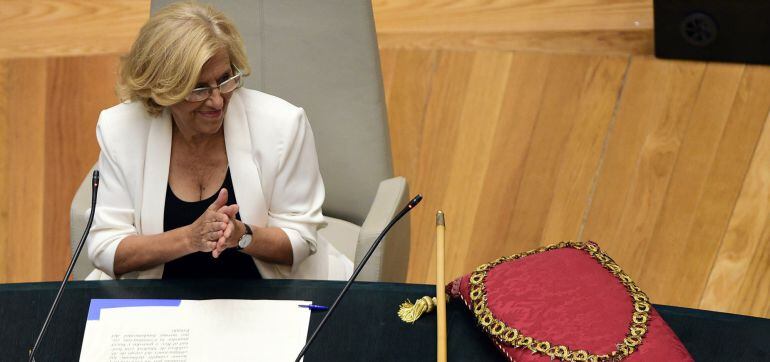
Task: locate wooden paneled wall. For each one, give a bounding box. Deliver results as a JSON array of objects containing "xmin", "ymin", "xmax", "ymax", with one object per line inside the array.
[
  {"xmin": 373, "ymin": 0, "xmax": 654, "ymax": 54},
  {"xmin": 0, "ymin": 56, "xmax": 122, "ymax": 282},
  {"xmin": 382, "ymin": 49, "xmax": 770, "ymax": 318},
  {"xmin": 0, "ymin": 1, "xmax": 150, "ymax": 59},
  {"xmin": 0, "ymin": 1, "xmax": 768, "ymax": 319}
]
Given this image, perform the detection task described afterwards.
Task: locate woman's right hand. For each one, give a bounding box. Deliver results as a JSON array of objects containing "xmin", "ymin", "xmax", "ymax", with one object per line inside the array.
[{"xmin": 187, "ymin": 188, "xmax": 232, "ymax": 253}]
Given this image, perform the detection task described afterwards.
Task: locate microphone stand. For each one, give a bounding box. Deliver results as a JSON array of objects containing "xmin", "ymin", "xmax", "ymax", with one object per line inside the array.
[
  {"xmin": 294, "ymin": 194, "xmax": 423, "ymax": 361},
  {"xmin": 29, "ymin": 170, "xmax": 99, "ymax": 362}
]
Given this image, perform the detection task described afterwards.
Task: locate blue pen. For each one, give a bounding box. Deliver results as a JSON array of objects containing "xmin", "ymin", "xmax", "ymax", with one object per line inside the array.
[{"xmin": 298, "ymin": 304, "xmax": 329, "ymax": 311}]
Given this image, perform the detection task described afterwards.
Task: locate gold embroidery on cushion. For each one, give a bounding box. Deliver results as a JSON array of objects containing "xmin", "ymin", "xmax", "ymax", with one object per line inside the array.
[{"xmin": 468, "ymin": 241, "xmax": 651, "ymax": 362}]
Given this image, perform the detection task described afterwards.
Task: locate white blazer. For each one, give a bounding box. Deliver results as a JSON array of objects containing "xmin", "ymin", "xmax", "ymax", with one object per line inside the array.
[{"xmin": 87, "ymin": 88, "xmax": 342, "ymax": 280}]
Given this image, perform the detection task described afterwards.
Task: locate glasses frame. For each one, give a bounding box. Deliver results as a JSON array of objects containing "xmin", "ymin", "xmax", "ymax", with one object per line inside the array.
[{"xmin": 184, "ymin": 66, "xmax": 243, "ymax": 102}]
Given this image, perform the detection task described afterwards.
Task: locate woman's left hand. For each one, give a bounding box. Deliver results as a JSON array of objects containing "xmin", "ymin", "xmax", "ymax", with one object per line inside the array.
[{"xmin": 212, "ymin": 203, "xmax": 240, "ymax": 258}]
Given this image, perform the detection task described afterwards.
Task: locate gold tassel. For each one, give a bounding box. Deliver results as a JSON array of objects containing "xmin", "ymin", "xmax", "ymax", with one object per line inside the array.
[{"xmin": 398, "ymin": 296, "xmax": 438, "ymax": 323}]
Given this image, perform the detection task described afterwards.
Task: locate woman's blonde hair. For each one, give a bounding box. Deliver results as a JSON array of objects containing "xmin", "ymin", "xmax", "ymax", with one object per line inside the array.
[{"xmin": 117, "ymin": 1, "xmax": 251, "ymax": 116}]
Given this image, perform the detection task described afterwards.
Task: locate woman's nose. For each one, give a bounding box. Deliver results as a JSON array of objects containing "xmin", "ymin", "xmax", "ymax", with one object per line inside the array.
[{"xmin": 206, "ymin": 88, "xmax": 224, "ymax": 108}]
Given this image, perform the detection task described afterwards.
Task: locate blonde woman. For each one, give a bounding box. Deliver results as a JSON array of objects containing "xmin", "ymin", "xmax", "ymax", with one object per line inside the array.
[{"xmin": 86, "ymin": 1, "xmax": 349, "ymax": 280}]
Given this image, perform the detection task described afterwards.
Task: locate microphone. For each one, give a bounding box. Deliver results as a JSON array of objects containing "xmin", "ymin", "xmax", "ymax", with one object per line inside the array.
[
  {"xmin": 29, "ymin": 170, "xmax": 100, "ymax": 362},
  {"xmin": 295, "ymin": 194, "xmax": 423, "ymax": 361}
]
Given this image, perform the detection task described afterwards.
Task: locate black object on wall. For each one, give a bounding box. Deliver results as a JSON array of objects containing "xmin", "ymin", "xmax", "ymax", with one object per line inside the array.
[{"xmin": 654, "ymin": 0, "xmax": 770, "ymax": 65}]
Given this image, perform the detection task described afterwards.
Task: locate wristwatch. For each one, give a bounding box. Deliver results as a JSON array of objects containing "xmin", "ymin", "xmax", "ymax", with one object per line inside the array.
[{"xmin": 237, "ymin": 222, "xmax": 253, "ymax": 250}]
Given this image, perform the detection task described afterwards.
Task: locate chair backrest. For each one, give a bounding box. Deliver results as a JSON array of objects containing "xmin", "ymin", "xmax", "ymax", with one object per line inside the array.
[{"xmin": 150, "ymin": 0, "xmax": 393, "ymax": 226}]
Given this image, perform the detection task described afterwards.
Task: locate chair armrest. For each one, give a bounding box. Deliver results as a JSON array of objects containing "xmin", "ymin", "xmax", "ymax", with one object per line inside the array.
[
  {"xmin": 355, "ymin": 176, "xmax": 410, "ymax": 282},
  {"xmin": 320, "ymin": 216, "xmax": 360, "ymax": 263}
]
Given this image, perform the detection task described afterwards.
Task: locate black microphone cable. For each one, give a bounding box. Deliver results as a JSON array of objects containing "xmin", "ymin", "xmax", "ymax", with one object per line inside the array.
[
  {"xmin": 29, "ymin": 170, "xmax": 99, "ymax": 362},
  {"xmin": 295, "ymin": 194, "xmax": 423, "ymax": 361}
]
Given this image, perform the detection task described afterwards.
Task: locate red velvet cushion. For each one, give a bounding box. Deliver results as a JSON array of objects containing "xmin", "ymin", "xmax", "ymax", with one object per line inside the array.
[{"xmin": 447, "ymin": 243, "xmax": 692, "ymax": 361}]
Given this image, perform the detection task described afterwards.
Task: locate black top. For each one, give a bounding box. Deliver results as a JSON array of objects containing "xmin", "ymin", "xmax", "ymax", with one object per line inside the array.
[{"xmin": 162, "ymin": 168, "xmax": 261, "ymax": 279}]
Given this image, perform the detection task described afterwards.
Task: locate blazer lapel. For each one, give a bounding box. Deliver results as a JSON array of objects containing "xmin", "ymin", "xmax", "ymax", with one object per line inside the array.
[
  {"xmin": 141, "ymin": 110, "xmax": 172, "ymax": 237},
  {"xmin": 225, "ymin": 91, "xmax": 268, "ymax": 228},
  {"xmin": 126, "ymin": 110, "xmax": 172, "ymax": 279}
]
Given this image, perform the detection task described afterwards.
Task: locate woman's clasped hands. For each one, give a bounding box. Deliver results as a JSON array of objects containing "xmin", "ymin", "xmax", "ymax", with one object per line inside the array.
[{"xmin": 188, "ymin": 188, "xmax": 241, "ymax": 258}]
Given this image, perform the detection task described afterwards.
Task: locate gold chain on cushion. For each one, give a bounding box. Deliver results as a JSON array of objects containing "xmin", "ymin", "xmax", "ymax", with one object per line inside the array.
[{"xmin": 469, "ymin": 241, "xmax": 650, "ymax": 362}]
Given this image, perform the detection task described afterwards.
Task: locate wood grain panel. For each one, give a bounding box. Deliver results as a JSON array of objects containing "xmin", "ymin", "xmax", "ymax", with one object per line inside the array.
[
  {"xmin": 700, "ymin": 67, "xmax": 770, "ymax": 317},
  {"xmin": 639, "ymin": 64, "xmax": 770, "ymax": 308},
  {"xmin": 403, "ymin": 51, "xmax": 628, "ymax": 282},
  {"xmin": 376, "ymin": 30, "xmax": 653, "ymax": 55},
  {"xmin": 0, "ymin": 0, "xmax": 149, "ymax": 59},
  {"xmin": 454, "ymin": 53, "xmax": 629, "ymax": 280},
  {"xmin": 501, "ymin": 54, "xmax": 627, "ymax": 256},
  {"xmin": 0, "ymin": 59, "xmax": 47, "ymax": 282},
  {"xmin": 581, "ymin": 58, "xmax": 706, "ymax": 293},
  {"xmin": 373, "ymin": 0, "xmax": 652, "ymax": 33},
  {"xmin": 0, "ymin": 62, "xmax": 7, "ymax": 283},
  {"xmin": 733, "ymin": 222, "xmax": 770, "ymax": 317},
  {"xmin": 636, "ymin": 63, "xmax": 744, "ymax": 304},
  {"xmin": 539, "ymin": 55, "xmax": 629, "ymax": 242},
  {"xmin": 700, "ymin": 111, "xmax": 770, "ymax": 317},
  {"xmin": 437, "ymin": 51, "xmax": 513, "ymax": 282},
  {"xmin": 0, "ymin": 1, "xmax": 655, "ymax": 59},
  {"xmin": 461, "ymin": 52, "xmax": 553, "ymax": 275},
  {"xmin": 41, "ymin": 55, "xmax": 121, "ymax": 281},
  {"xmin": 372, "ymin": 0, "xmax": 653, "ymax": 54},
  {"xmin": 406, "ymin": 50, "xmax": 475, "ymax": 283},
  {"xmin": 379, "ymin": 48, "xmax": 398, "ymax": 101},
  {"xmin": 381, "ymin": 48, "xmax": 437, "ymax": 187}
]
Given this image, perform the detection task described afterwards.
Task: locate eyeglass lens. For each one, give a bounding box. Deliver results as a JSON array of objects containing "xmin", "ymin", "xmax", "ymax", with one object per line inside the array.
[{"xmin": 187, "ymin": 73, "xmax": 241, "ymax": 102}]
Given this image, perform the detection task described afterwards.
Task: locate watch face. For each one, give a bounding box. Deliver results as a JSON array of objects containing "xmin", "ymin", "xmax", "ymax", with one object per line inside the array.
[{"xmin": 238, "ymin": 234, "xmax": 253, "ymax": 249}]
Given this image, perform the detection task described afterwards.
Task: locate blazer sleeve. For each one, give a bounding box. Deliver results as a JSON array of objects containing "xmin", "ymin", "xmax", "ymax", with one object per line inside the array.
[
  {"xmin": 85, "ymin": 114, "xmax": 139, "ymax": 279},
  {"xmin": 267, "ymin": 107, "xmax": 326, "ymax": 275}
]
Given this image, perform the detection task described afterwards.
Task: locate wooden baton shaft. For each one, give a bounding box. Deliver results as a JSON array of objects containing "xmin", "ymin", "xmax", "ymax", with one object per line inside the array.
[{"xmin": 436, "ymin": 211, "xmax": 447, "ymax": 362}]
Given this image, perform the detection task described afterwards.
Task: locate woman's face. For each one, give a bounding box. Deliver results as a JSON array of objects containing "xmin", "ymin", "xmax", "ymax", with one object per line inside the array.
[{"xmin": 169, "ymin": 49, "xmax": 234, "ymax": 137}]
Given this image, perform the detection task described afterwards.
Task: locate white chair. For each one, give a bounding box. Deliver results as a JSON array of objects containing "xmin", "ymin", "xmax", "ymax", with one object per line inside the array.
[{"xmin": 69, "ymin": 0, "xmax": 410, "ymax": 282}]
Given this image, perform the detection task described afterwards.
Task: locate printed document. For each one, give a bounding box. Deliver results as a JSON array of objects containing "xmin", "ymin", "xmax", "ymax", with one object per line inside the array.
[{"xmin": 79, "ymin": 299, "xmax": 312, "ymax": 361}]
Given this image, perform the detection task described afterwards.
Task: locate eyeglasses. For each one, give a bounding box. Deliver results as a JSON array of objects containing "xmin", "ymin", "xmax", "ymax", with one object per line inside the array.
[{"xmin": 184, "ymin": 68, "xmax": 243, "ymax": 102}]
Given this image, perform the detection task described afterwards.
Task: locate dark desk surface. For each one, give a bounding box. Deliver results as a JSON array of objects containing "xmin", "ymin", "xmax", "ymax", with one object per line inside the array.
[{"xmin": 0, "ymin": 279, "xmax": 768, "ymax": 361}]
